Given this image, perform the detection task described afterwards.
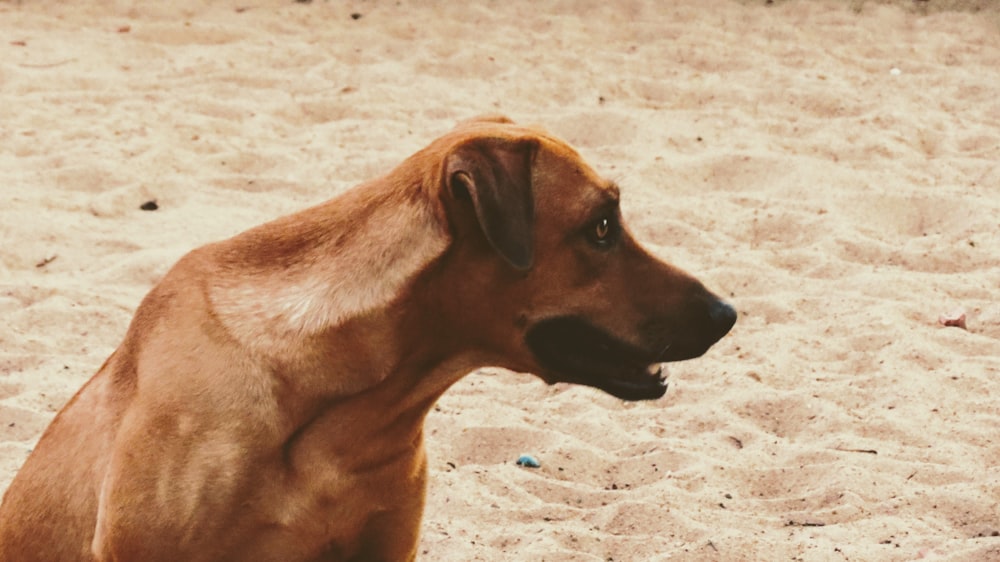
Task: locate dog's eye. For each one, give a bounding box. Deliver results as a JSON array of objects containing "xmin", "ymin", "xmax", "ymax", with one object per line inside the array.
[
  {"xmin": 587, "ymin": 217, "xmax": 618, "ymax": 248},
  {"xmin": 595, "ymin": 219, "xmax": 610, "ymax": 241}
]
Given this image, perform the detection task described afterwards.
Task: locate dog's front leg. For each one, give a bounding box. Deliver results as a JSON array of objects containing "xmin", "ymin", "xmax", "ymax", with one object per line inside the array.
[
  {"xmin": 344, "ymin": 506, "xmax": 423, "ymax": 562},
  {"xmin": 342, "ymin": 455, "xmax": 428, "ymax": 562}
]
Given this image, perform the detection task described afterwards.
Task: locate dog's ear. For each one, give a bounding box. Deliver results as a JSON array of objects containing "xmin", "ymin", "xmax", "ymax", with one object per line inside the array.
[{"xmin": 445, "ymin": 137, "xmax": 538, "ymax": 271}]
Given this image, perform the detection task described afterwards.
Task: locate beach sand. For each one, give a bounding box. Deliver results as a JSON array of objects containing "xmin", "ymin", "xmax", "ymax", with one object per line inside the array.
[{"xmin": 1, "ymin": 0, "xmax": 998, "ymax": 559}]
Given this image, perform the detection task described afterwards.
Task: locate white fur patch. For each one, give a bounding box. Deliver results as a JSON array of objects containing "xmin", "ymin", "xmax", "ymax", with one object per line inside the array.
[{"xmin": 210, "ymin": 194, "xmax": 447, "ymax": 354}]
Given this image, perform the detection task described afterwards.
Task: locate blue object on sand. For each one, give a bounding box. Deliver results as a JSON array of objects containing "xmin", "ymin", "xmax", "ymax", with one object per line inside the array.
[{"xmin": 516, "ymin": 454, "xmax": 540, "ymax": 468}]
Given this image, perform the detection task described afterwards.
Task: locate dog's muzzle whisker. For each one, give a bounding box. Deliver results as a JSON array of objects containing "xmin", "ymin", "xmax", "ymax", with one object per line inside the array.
[{"xmin": 656, "ymin": 341, "xmax": 672, "ymax": 360}]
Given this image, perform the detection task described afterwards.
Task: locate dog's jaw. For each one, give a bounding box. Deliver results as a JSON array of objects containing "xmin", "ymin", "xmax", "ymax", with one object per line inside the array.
[{"xmin": 524, "ymin": 316, "xmax": 671, "ymax": 401}]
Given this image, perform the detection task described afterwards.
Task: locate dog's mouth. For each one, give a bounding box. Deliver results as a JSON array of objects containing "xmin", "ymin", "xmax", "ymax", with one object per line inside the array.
[{"xmin": 525, "ymin": 316, "xmax": 669, "ymax": 401}]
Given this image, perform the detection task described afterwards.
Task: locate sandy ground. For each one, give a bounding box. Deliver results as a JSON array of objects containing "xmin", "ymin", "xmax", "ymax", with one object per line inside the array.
[{"xmin": 1, "ymin": 0, "xmax": 999, "ymax": 560}]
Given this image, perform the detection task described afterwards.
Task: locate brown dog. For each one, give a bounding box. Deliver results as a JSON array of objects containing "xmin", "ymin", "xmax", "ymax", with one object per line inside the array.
[{"xmin": 0, "ymin": 116, "xmax": 735, "ymax": 561}]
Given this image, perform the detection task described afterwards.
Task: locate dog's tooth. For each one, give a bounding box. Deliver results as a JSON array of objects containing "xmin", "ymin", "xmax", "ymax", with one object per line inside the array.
[{"xmin": 646, "ymin": 364, "xmax": 663, "ymax": 377}]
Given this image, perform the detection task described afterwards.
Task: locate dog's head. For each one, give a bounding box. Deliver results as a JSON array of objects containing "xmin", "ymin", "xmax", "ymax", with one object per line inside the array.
[{"xmin": 427, "ymin": 117, "xmax": 735, "ymax": 401}]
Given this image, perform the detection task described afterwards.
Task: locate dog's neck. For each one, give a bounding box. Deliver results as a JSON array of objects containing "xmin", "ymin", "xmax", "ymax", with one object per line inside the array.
[
  {"xmin": 268, "ymin": 361, "xmax": 483, "ymax": 489},
  {"xmin": 206, "ymin": 175, "xmax": 449, "ymax": 373},
  {"xmin": 198, "ymin": 155, "xmax": 515, "ymax": 465},
  {"xmin": 261, "ymin": 261, "xmax": 506, "ymax": 469}
]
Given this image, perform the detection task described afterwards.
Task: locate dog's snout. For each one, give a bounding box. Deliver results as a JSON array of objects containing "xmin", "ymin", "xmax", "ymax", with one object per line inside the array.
[
  {"xmin": 709, "ymin": 299, "xmax": 737, "ymax": 338},
  {"xmin": 648, "ymin": 295, "xmax": 735, "ymax": 364}
]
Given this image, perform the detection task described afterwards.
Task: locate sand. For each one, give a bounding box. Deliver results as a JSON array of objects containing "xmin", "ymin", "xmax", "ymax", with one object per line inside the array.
[{"xmin": 1, "ymin": 0, "xmax": 999, "ymax": 560}]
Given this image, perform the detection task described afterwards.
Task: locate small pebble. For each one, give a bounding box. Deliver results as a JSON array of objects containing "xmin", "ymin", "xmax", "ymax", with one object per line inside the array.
[
  {"xmin": 938, "ymin": 309, "xmax": 967, "ymax": 330},
  {"xmin": 889, "ymin": 67, "xmax": 902, "ymax": 76},
  {"xmin": 140, "ymin": 200, "xmax": 159, "ymax": 211},
  {"xmin": 516, "ymin": 454, "xmax": 540, "ymax": 468}
]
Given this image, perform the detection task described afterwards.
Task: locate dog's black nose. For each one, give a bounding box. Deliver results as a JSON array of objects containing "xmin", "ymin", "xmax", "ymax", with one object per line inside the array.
[{"xmin": 709, "ymin": 300, "xmax": 737, "ymax": 338}]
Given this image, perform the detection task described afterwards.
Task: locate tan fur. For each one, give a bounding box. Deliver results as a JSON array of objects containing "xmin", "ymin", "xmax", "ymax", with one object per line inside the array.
[
  {"xmin": 0, "ymin": 117, "xmax": 734, "ymax": 562},
  {"xmin": 210, "ymin": 190, "xmax": 449, "ymax": 359}
]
